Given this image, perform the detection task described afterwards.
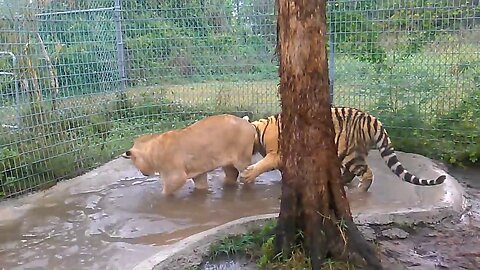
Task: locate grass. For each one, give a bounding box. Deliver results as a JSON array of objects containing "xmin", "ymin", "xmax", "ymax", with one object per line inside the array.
[
  {"xmin": 0, "ymin": 80, "xmax": 281, "ymax": 125},
  {"xmin": 208, "ymin": 220, "xmax": 277, "ymax": 260},
  {"xmin": 184, "ymin": 266, "xmax": 200, "ymax": 270},
  {"xmin": 204, "ymin": 220, "xmax": 358, "ymax": 270}
]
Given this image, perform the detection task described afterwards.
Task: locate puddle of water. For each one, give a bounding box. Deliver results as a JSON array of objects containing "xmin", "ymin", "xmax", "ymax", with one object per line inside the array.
[{"xmin": 0, "ymin": 163, "xmax": 282, "ymax": 270}]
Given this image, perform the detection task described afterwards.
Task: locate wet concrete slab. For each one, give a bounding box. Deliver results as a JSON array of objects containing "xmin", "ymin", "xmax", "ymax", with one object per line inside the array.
[{"xmin": 0, "ymin": 151, "xmax": 465, "ymax": 270}]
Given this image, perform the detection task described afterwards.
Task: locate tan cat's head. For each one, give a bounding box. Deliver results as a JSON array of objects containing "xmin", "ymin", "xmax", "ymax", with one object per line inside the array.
[{"xmin": 122, "ymin": 135, "xmax": 159, "ymax": 176}]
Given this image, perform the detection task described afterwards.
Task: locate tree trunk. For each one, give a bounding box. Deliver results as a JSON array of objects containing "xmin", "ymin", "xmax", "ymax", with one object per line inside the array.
[{"xmin": 274, "ymin": 0, "xmax": 383, "ymax": 269}]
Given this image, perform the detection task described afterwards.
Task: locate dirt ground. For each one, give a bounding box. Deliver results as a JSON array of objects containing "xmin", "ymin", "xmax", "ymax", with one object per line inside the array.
[{"xmin": 379, "ymin": 166, "xmax": 480, "ymax": 270}]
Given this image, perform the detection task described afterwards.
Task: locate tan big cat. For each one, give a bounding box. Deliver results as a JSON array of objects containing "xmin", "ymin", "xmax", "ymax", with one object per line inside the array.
[{"xmin": 122, "ymin": 114, "xmax": 256, "ymax": 195}]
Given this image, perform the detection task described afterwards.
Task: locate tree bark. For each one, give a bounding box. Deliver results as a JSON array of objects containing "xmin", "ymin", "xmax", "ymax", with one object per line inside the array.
[{"xmin": 274, "ymin": 0, "xmax": 383, "ymax": 269}]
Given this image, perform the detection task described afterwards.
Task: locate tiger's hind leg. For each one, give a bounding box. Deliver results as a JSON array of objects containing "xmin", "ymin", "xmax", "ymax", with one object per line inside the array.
[
  {"xmin": 355, "ymin": 165, "xmax": 373, "ymax": 192},
  {"xmin": 341, "ymin": 169, "xmax": 357, "ymax": 190},
  {"xmin": 345, "ymin": 156, "xmax": 373, "ymax": 192},
  {"xmin": 341, "ymin": 164, "xmax": 356, "ymax": 185}
]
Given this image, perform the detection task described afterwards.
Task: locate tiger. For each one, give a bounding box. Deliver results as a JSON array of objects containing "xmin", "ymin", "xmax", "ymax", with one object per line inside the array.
[{"xmin": 239, "ymin": 107, "xmax": 446, "ymax": 192}]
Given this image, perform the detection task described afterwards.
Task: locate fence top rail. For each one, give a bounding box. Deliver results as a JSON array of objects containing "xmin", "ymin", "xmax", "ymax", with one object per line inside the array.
[{"xmin": 35, "ymin": 7, "xmax": 114, "ymax": 17}]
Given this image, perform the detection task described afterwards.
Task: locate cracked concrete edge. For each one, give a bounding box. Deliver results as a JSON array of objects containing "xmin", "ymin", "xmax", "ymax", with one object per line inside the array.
[
  {"xmin": 132, "ymin": 213, "xmax": 279, "ymax": 270},
  {"xmin": 133, "ymin": 172, "xmax": 467, "ymax": 270}
]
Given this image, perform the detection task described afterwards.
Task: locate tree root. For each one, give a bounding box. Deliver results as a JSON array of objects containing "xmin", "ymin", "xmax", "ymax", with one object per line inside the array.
[{"xmin": 274, "ymin": 183, "xmax": 384, "ymax": 270}]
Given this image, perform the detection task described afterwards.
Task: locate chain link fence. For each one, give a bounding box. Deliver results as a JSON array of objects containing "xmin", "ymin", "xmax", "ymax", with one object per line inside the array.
[{"xmin": 0, "ymin": 0, "xmax": 478, "ymax": 199}]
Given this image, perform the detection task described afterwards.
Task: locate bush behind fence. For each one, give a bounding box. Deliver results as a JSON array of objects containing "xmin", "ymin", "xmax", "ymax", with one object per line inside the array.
[{"xmin": 0, "ymin": 0, "xmax": 479, "ymax": 199}]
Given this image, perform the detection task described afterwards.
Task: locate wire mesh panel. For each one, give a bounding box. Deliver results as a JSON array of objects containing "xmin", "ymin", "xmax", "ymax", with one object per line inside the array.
[
  {"xmin": 0, "ymin": 0, "xmax": 478, "ymax": 199},
  {"xmin": 121, "ymin": 0, "xmax": 278, "ymax": 115},
  {"xmin": 0, "ymin": 0, "xmax": 279, "ymax": 199},
  {"xmin": 0, "ymin": 1, "xmax": 122, "ymax": 198},
  {"xmin": 329, "ymin": 0, "xmax": 480, "ymax": 164}
]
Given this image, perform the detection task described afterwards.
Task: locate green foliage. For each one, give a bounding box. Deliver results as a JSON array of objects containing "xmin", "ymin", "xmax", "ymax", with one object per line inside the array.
[
  {"xmin": 369, "ymin": 90, "xmax": 480, "ymax": 166},
  {"xmin": 257, "ymin": 226, "xmax": 355, "ymax": 270},
  {"xmin": 257, "ymin": 236, "xmax": 276, "ymax": 268},
  {"xmin": 382, "ymin": 0, "xmax": 479, "ymax": 32},
  {"xmin": 37, "ymin": 9, "xmax": 118, "ymax": 96},
  {"xmin": 120, "ymin": 0, "xmax": 277, "ymax": 85},
  {"xmin": 0, "ymin": 57, "xmax": 16, "ymax": 105},
  {"xmin": 256, "ymin": 227, "xmax": 312, "ymax": 270},
  {"xmin": 239, "ymin": 0, "xmax": 276, "ymax": 44},
  {"xmin": 328, "ymin": 0, "xmax": 480, "ymax": 63},
  {"xmin": 433, "ymin": 89, "xmax": 480, "ymax": 165},
  {"xmin": 370, "ymin": 104, "xmax": 436, "ymax": 156},
  {"xmin": 1, "ymin": 0, "xmax": 476, "ymax": 96},
  {"xmin": 206, "ymin": 221, "xmax": 311, "ymax": 269},
  {"xmin": 259, "ymin": 244, "xmax": 312, "ymax": 270},
  {"xmin": 123, "ymin": 20, "xmax": 276, "ymax": 84},
  {"xmin": 123, "ymin": 19, "xmax": 191, "ymax": 83},
  {"xmin": 209, "ymin": 220, "xmax": 276, "ymax": 259},
  {"xmin": 378, "ymin": 44, "xmax": 477, "ymax": 165},
  {"xmin": 329, "ymin": 0, "xmax": 386, "ymax": 64},
  {"xmin": 334, "ymin": 37, "xmax": 480, "ymax": 166},
  {"xmin": 184, "ymin": 266, "xmax": 200, "ymax": 270},
  {"xmin": 378, "ymin": 0, "xmax": 479, "ymax": 57},
  {"xmin": 54, "ymin": 43, "xmax": 118, "ymax": 96},
  {"xmin": 0, "ymin": 146, "xmax": 19, "ymax": 197}
]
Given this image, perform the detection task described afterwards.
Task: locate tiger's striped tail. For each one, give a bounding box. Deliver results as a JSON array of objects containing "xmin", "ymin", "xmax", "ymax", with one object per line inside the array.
[{"xmin": 374, "ymin": 122, "xmax": 446, "ymax": 186}]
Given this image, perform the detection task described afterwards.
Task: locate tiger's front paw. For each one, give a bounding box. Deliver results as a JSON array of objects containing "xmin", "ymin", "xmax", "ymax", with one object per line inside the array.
[{"xmin": 239, "ymin": 165, "xmax": 257, "ymax": 183}]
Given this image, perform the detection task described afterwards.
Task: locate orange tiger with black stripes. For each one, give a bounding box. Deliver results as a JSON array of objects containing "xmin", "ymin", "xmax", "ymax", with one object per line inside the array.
[{"xmin": 240, "ymin": 106, "xmax": 446, "ymax": 191}]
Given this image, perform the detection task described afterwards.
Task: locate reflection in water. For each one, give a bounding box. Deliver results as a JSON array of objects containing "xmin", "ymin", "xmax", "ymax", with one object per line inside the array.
[{"xmin": 0, "ymin": 167, "xmax": 282, "ymax": 270}]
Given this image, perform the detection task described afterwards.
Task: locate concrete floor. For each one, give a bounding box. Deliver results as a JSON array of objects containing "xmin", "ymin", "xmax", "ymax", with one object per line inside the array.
[{"xmin": 0, "ymin": 151, "xmax": 465, "ymax": 270}]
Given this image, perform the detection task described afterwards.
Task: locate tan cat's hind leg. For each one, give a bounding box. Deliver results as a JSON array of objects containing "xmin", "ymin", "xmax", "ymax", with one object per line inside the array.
[
  {"xmin": 222, "ymin": 165, "xmax": 239, "ymax": 185},
  {"xmin": 193, "ymin": 173, "xmax": 208, "ymax": 190}
]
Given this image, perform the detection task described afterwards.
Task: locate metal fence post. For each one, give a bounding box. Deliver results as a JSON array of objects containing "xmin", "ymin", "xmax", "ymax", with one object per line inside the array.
[
  {"xmin": 0, "ymin": 51, "xmax": 20, "ymax": 128},
  {"xmin": 114, "ymin": 0, "xmax": 126, "ymax": 91}
]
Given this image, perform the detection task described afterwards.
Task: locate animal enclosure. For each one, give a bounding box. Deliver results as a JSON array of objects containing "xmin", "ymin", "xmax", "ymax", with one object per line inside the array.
[{"xmin": 0, "ymin": 0, "xmax": 479, "ymax": 198}]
